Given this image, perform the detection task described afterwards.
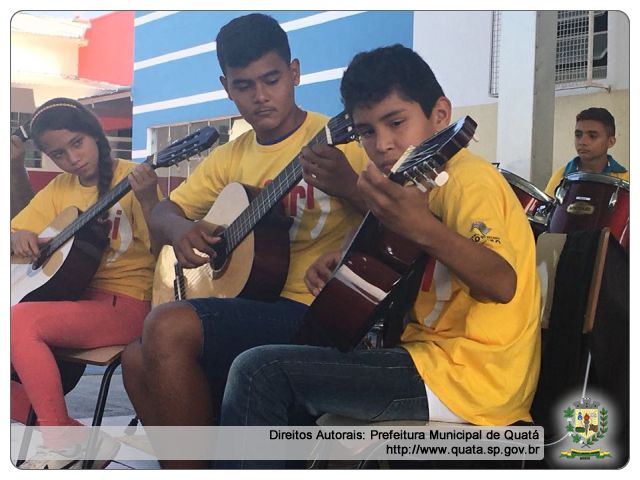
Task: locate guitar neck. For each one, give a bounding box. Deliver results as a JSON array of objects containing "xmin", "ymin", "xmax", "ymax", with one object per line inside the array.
[
  {"xmin": 42, "ymin": 175, "xmax": 134, "ymax": 256},
  {"xmin": 220, "ymin": 128, "xmax": 331, "ymax": 255},
  {"xmin": 36, "ymin": 126, "xmax": 219, "ymax": 266}
]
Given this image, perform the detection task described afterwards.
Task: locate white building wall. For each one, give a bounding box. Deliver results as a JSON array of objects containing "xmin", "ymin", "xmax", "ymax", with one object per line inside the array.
[
  {"xmin": 413, "ymin": 11, "xmax": 496, "ymax": 108},
  {"xmin": 412, "ymin": 10, "xmax": 629, "ymax": 187}
]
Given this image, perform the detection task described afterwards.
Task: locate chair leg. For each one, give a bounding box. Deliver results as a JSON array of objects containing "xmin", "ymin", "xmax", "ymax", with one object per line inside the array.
[
  {"xmin": 16, "ymin": 407, "xmax": 38, "ymax": 467},
  {"xmin": 81, "ymin": 358, "xmax": 121, "ymax": 469}
]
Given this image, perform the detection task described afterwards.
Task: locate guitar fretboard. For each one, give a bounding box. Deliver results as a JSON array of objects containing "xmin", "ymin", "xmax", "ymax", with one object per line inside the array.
[
  {"xmin": 219, "ymin": 116, "xmax": 354, "ymax": 256},
  {"xmin": 35, "ymin": 126, "xmax": 219, "ymax": 267},
  {"xmin": 39, "ymin": 177, "xmax": 132, "ymax": 260}
]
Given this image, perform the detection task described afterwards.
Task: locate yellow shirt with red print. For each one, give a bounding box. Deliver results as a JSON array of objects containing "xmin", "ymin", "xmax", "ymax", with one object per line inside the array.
[
  {"xmin": 401, "ymin": 148, "xmax": 541, "ymax": 425},
  {"xmin": 170, "ymin": 111, "xmax": 369, "ymax": 306}
]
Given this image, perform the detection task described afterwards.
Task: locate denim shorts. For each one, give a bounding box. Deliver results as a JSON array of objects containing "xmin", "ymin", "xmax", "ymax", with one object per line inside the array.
[{"xmin": 185, "ymin": 296, "xmax": 308, "ymax": 388}]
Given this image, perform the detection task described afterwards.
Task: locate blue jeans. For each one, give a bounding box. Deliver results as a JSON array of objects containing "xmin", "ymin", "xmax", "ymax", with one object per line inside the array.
[
  {"xmin": 186, "ymin": 297, "xmax": 307, "ymax": 408},
  {"xmin": 219, "ymin": 345, "xmax": 428, "ymax": 468}
]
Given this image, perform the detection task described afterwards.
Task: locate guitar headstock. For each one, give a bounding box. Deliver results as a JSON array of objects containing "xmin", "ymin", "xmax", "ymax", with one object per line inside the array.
[
  {"xmin": 152, "ymin": 126, "xmax": 220, "ymax": 168},
  {"xmin": 325, "ymin": 111, "xmax": 358, "ymax": 145},
  {"xmin": 389, "ymin": 116, "xmax": 477, "ymax": 191}
]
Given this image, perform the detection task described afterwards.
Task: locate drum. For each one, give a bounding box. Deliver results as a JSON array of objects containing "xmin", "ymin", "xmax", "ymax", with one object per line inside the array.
[
  {"xmin": 548, "ymin": 172, "xmax": 630, "ymax": 251},
  {"xmin": 499, "ymin": 168, "xmax": 553, "ymax": 238}
]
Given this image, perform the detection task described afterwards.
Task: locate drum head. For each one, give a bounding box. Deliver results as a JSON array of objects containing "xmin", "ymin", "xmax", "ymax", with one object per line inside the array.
[{"xmin": 565, "ymin": 172, "xmax": 629, "ymax": 191}]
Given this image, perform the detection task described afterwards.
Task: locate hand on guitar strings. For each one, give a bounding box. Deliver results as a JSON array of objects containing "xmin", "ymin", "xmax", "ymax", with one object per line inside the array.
[
  {"xmin": 128, "ymin": 163, "xmax": 159, "ymax": 207},
  {"xmin": 300, "ymin": 144, "xmax": 359, "ymax": 199},
  {"xmin": 357, "ymin": 161, "xmax": 438, "ymax": 246},
  {"xmin": 10, "ymin": 230, "xmax": 51, "ymax": 262},
  {"xmin": 170, "ymin": 219, "xmax": 222, "ymax": 269},
  {"xmin": 304, "ymin": 250, "xmax": 341, "ymax": 296}
]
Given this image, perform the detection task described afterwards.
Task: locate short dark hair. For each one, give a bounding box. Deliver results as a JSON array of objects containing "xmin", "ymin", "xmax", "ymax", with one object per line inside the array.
[
  {"xmin": 340, "ymin": 44, "xmax": 445, "ymax": 118},
  {"xmin": 576, "ymin": 107, "xmax": 616, "ymax": 136},
  {"xmin": 216, "ymin": 13, "xmax": 291, "ymax": 74},
  {"xmin": 30, "ymin": 97, "xmax": 114, "ymax": 199}
]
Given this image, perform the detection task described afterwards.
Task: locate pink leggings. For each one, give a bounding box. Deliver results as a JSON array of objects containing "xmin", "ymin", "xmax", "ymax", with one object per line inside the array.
[{"xmin": 11, "ymin": 289, "xmax": 149, "ymax": 427}]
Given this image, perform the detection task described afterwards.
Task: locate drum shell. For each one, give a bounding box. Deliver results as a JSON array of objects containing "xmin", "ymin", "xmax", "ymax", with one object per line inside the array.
[
  {"xmin": 548, "ymin": 173, "xmax": 629, "ymax": 251},
  {"xmin": 499, "ymin": 168, "xmax": 553, "ymax": 238}
]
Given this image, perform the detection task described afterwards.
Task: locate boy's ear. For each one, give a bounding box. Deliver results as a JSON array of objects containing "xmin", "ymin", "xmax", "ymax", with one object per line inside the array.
[
  {"xmin": 289, "ymin": 59, "xmax": 301, "ymax": 86},
  {"xmin": 432, "ymin": 96, "xmax": 452, "ymax": 128},
  {"xmin": 608, "ymin": 135, "xmax": 617, "ymax": 149}
]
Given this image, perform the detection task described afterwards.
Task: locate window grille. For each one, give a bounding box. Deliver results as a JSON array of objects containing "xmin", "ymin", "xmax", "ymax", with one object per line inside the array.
[
  {"xmin": 488, "ymin": 10, "xmax": 609, "ymax": 96},
  {"xmin": 489, "ymin": 11, "xmax": 501, "ymax": 97},
  {"xmin": 151, "ymin": 117, "xmax": 233, "ymax": 189},
  {"xmin": 555, "ymin": 10, "xmax": 608, "ymax": 88}
]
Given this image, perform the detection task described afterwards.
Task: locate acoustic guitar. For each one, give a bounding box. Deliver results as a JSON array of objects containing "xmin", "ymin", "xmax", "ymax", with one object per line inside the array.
[
  {"xmin": 294, "ymin": 116, "xmax": 478, "ymax": 352},
  {"xmin": 11, "ymin": 126, "xmax": 219, "ymax": 306},
  {"xmin": 152, "ymin": 112, "xmax": 358, "ymax": 306}
]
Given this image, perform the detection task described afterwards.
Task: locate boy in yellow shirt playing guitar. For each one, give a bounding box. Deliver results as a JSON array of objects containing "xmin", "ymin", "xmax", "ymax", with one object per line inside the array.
[{"xmin": 217, "ymin": 45, "xmax": 541, "ymax": 469}]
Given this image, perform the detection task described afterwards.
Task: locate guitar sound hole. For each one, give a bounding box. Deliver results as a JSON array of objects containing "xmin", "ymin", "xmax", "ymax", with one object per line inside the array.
[{"xmin": 210, "ymin": 253, "xmax": 229, "ymax": 277}]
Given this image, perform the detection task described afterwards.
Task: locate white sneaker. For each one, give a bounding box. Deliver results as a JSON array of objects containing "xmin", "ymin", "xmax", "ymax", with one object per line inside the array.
[
  {"xmin": 68, "ymin": 431, "xmax": 121, "ymax": 469},
  {"xmin": 19, "ymin": 432, "xmax": 120, "ymax": 470},
  {"xmin": 18, "ymin": 444, "xmax": 81, "ymax": 469}
]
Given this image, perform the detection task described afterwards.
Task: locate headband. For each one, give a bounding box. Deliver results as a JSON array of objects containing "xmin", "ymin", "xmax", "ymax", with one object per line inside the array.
[{"xmin": 30, "ymin": 103, "xmax": 79, "ymax": 130}]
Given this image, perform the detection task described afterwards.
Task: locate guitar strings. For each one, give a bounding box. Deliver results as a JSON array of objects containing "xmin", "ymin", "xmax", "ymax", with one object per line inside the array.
[
  {"xmin": 177, "ymin": 115, "xmax": 354, "ymax": 290},
  {"xmin": 175, "ymin": 117, "xmax": 474, "ymax": 295},
  {"xmin": 37, "ymin": 141, "xmax": 204, "ymax": 264},
  {"xmin": 220, "ymin": 116, "xmax": 354, "ymax": 255}
]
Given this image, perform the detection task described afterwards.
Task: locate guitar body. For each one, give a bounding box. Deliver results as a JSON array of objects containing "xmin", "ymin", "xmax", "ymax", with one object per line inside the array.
[
  {"xmin": 11, "ymin": 207, "xmax": 109, "ymax": 306},
  {"xmin": 295, "ymin": 213, "xmax": 427, "ymax": 352},
  {"xmin": 10, "ymin": 127, "xmax": 219, "ymax": 309},
  {"xmin": 152, "ymin": 182, "xmax": 292, "ymax": 306},
  {"xmin": 295, "ymin": 116, "xmax": 478, "ymax": 352}
]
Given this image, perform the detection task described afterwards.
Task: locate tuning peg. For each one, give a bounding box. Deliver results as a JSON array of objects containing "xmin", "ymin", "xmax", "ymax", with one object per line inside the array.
[
  {"xmin": 406, "ymin": 172, "xmax": 429, "ymax": 192},
  {"xmin": 434, "ymin": 171, "xmax": 449, "ymax": 186}
]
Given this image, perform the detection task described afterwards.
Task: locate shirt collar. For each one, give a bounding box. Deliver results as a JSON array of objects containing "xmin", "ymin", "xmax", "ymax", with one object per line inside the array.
[{"xmin": 564, "ymin": 155, "xmax": 627, "ymax": 175}]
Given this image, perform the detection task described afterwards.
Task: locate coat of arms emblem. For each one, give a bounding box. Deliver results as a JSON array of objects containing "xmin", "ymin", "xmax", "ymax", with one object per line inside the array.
[{"xmin": 560, "ymin": 397, "xmax": 610, "ymax": 459}]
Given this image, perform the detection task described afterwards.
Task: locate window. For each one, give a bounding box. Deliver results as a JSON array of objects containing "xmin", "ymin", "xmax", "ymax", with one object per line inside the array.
[
  {"xmin": 555, "ymin": 10, "xmax": 608, "ymax": 87},
  {"xmin": 489, "ymin": 11, "xmax": 501, "ymax": 97},
  {"xmin": 10, "ymin": 111, "xmax": 41, "ymax": 168},
  {"xmin": 106, "ymin": 127, "xmax": 132, "ymax": 160},
  {"xmin": 488, "ymin": 10, "xmax": 609, "ymax": 96},
  {"xmin": 151, "ymin": 117, "xmax": 233, "ymax": 183}
]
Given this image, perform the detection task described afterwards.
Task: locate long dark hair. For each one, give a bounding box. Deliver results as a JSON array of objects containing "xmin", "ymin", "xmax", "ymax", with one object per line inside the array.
[{"xmin": 30, "ymin": 97, "xmax": 114, "ymax": 200}]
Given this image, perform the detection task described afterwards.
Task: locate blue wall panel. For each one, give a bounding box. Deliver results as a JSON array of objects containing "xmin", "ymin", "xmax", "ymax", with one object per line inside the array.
[
  {"xmin": 133, "ymin": 51, "xmax": 221, "ymax": 105},
  {"xmin": 135, "ymin": 11, "xmax": 323, "ymax": 61},
  {"xmin": 132, "ymin": 10, "xmax": 413, "ymax": 154}
]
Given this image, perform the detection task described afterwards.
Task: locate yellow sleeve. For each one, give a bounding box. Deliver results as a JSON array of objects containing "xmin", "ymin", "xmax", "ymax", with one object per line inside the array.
[
  {"xmin": 442, "ymin": 165, "xmax": 517, "ymax": 271},
  {"xmin": 544, "ymin": 167, "xmax": 565, "ymax": 197},
  {"xmin": 10, "ymin": 179, "xmax": 63, "ymax": 234},
  {"xmin": 169, "ymin": 147, "xmax": 230, "ymax": 220}
]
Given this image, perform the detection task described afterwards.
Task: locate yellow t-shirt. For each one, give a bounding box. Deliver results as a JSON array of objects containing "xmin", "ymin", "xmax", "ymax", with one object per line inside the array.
[
  {"xmin": 401, "ymin": 149, "xmax": 541, "ymax": 425},
  {"xmin": 170, "ymin": 111, "xmax": 369, "ymax": 306},
  {"xmin": 11, "ymin": 159, "xmax": 157, "ymax": 301},
  {"xmin": 545, "ymin": 165, "xmax": 630, "ymax": 197}
]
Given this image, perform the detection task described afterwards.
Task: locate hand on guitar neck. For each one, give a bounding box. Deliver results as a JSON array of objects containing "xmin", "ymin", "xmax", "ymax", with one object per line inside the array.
[{"xmin": 357, "ymin": 160, "xmax": 439, "ymax": 248}]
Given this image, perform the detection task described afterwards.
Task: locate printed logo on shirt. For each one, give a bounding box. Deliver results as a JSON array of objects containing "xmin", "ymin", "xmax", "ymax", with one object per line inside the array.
[
  {"xmin": 103, "ymin": 201, "xmax": 132, "ymax": 262},
  {"xmin": 264, "ymin": 178, "xmax": 331, "ymax": 241},
  {"xmin": 469, "ymin": 221, "xmax": 502, "ymax": 245}
]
